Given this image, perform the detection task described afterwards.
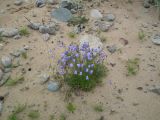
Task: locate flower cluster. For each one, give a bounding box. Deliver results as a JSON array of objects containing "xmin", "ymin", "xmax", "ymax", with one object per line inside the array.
[{"xmin": 57, "ymin": 42, "xmax": 107, "ymax": 91}]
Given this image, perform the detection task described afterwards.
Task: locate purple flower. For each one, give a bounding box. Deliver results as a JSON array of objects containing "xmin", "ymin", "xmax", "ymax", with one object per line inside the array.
[
  {"xmin": 75, "ymin": 53, "xmax": 79, "ymax": 58},
  {"xmin": 69, "ymin": 63, "xmax": 74, "ymax": 68},
  {"xmin": 85, "ymin": 68, "xmax": 89, "ymax": 72},
  {"xmin": 86, "ymin": 76, "xmax": 89, "ymax": 80},
  {"xmin": 72, "ymin": 59, "xmax": 76, "ymax": 62},
  {"xmin": 89, "ymin": 70, "xmax": 93, "ymax": 75},
  {"xmin": 87, "ymin": 52, "xmax": 92, "ymax": 60},
  {"xmin": 74, "ymin": 70, "xmax": 77, "ymax": 75},
  {"xmin": 79, "ymin": 71, "xmax": 82, "ymax": 75},
  {"xmin": 91, "ymin": 64, "xmax": 94, "ymax": 67},
  {"xmin": 77, "ymin": 64, "xmax": 81, "ymax": 68}
]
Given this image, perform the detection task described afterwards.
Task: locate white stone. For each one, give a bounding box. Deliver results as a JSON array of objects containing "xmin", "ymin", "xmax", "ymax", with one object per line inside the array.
[{"xmin": 90, "ymin": 9, "xmax": 103, "ymax": 19}]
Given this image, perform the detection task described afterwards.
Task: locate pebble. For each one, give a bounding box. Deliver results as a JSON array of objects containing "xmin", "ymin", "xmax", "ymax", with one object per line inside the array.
[
  {"xmin": 90, "ymin": 9, "xmax": 103, "ymax": 19},
  {"xmin": 13, "ymin": 34, "xmax": 22, "ymax": 39},
  {"xmin": 48, "ymin": 81, "xmax": 59, "ymax": 92},
  {"xmin": 1, "ymin": 56, "xmax": 12, "ymax": 68},
  {"xmin": 95, "ymin": 21, "xmax": 113, "ymax": 32},
  {"xmin": 144, "ymin": 0, "xmax": 150, "ymax": 8},
  {"xmin": 35, "ymin": 0, "xmax": 45, "ymax": 7},
  {"xmin": 0, "ymin": 28, "xmax": 19, "ymax": 37},
  {"xmin": 42, "ymin": 33, "xmax": 50, "ymax": 41},
  {"xmin": 28, "ymin": 22, "xmax": 41, "ymax": 30},
  {"xmin": 151, "ymin": 34, "xmax": 160, "ymax": 45},
  {"xmin": 40, "ymin": 73, "xmax": 50, "ymax": 84},
  {"xmin": 102, "ymin": 13, "xmax": 115, "ymax": 22},
  {"xmin": 107, "ymin": 45, "xmax": 117, "ymax": 54},
  {"xmin": 14, "ymin": 0, "xmax": 23, "ymax": 6}
]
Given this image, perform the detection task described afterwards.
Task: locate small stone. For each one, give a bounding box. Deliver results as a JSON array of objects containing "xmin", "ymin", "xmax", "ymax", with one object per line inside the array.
[
  {"xmin": 1, "ymin": 56, "xmax": 12, "ymax": 68},
  {"xmin": 48, "ymin": 81, "xmax": 59, "ymax": 92},
  {"xmin": 102, "ymin": 13, "xmax": 115, "ymax": 22},
  {"xmin": 144, "ymin": 0, "xmax": 150, "ymax": 8},
  {"xmin": 90, "ymin": 9, "xmax": 103, "ymax": 19},
  {"xmin": 0, "ymin": 28, "xmax": 19, "ymax": 37},
  {"xmin": 47, "ymin": 0, "xmax": 57, "ymax": 4},
  {"xmin": 0, "ymin": 69, "xmax": 3, "ymax": 81},
  {"xmin": 151, "ymin": 34, "xmax": 160, "ymax": 45},
  {"xmin": 107, "ymin": 45, "xmax": 117, "ymax": 53},
  {"xmin": 51, "ymin": 8, "xmax": 73, "ymax": 22},
  {"xmin": 35, "ymin": 0, "xmax": 45, "ymax": 7},
  {"xmin": 14, "ymin": 0, "xmax": 23, "ymax": 6},
  {"xmin": 42, "ymin": 33, "xmax": 50, "ymax": 41},
  {"xmin": 14, "ymin": 34, "xmax": 21, "ymax": 39},
  {"xmin": 95, "ymin": 21, "xmax": 113, "ymax": 32},
  {"xmin": 40, "ymin": 73, "xmax": 50, "ymax": 84},
  {"xmin": 149, "ymin": 86, "xmax": 160, "ymax": 95},
  {"xmin": 28, "ymin": 22, "xmax": 41, "ymax": 30},
  {"xmin": 39, "ymin": 25, "xmax": 56, "ymax": 35}
]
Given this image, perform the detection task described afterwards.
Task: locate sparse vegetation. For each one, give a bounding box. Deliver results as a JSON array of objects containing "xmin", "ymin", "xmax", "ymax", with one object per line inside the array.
[
  {"xmin": 68, "ymin": 32, "xmax": 76, "ymax": 38},
  {"xmin": 6, "ymin": 76, "xmax": 24, "ymax": 86},
  {"xmin": 28, "ymin": 110, "xmax": 40, "ymax": 119},
  {"xmin": 49, "ymin": 115, "xmax": 55, "ymax": 120},
  {"xmin": 138, "ymin": 30, "xmax": 145, "ymax": 41},
  {"xmin": 21, "ymin": 52, "xmax": 27, "ymax": 59},
  {"xmin": 126, "ymin": 58, "xmax": 139, "ymax": 76},
  {"xmin": 93, "ymin": 104, "xmax": 103, "ymax": 112},
  {"xmin": 19, "ymin": 27, "xmax": 29, "ymax": 36},
  {"xmin": 66, "ymin": 103, "xmax": 76, "ymax": 113},
  {"xmin": 68, "ymin": 16, "xmax": 88, "ymax": 26},
  {"xmin": 8, "ymin": 104, "xmax": 26, "ymax": 120},
  {"xmin": 59, "ymin": 114, "xmax": 66, "ymax": 120}
]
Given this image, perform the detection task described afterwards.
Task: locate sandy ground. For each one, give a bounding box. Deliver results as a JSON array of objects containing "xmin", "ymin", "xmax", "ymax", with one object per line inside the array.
[{"xmin": 0, "ymin": 0, "xmax": 160, "ymax": 120}]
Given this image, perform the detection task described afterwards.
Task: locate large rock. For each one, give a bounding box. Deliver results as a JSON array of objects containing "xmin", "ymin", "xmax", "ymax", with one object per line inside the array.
[
  {"xmin": 79, "ymin": 34, "xmax": 103, "ymax": 53},
  {"xmin": 152, "ymin": 34, "xmax": 160, "ymax": 45},
  {"xmin": 90, "ymin": 9, "xmax": 103, "ymax": 19},
  {"xmin": 0, "ymin": 28, "xmax": 19, "ymax": 37},
  {"xmin": 102, "ymin": 13, "xmax": 115, "ymax": 22},
  {"xmin": 48, "ymin": 81, "xmax": 60, "ymax": 92},
  {"xmin": 1, "ymin": 56, "xmax": 12, "ymax": 68},
  {"xmin": 51, "ymin": 8, "xmax": 73, "ymax": 22}
]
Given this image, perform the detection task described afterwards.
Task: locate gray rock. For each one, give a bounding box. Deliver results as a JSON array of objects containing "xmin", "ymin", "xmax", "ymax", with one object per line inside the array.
[
  {"xmin": 14, "ymin": 0, "xmax": 23, "ymax": 6},
  {"xmin": 107, "ymin": 45, "xmax": 117, "ymax": 54},
  {"xmin": 28, "ymin": 22, "xmax": 41, "ymax": 30},
  {"xmin": 47, "ymin": 0, "xmax": 57, "ymax": 4},
  {"xmin": 35, "ymin": 0, "xmax": 45, "ymax": 7},
  {"xmin": 10, "ymin": 50, "xmax": 21, "ymax": 57},
  {"xmin": 0, "ymin": 73, "xmax": 10, "ymax": 86},
  {"xmin": 149, "ymin": 86, "xmax": 160, "ymax": 95},
  {"xmin": 80, "ymin": 34, "xmax": 103, "ymax": 54},
  {"xmin": 1, "ymin": 56, "xmax": 12, "ymax": 68},
  {"xmin": 103, "ymin": 13, "xmax": 115, "ymax": 22},
  {"xmin": 14, "ymin": 34, "xmax": 21, "ymax": 39},
  {"xmin": 40, "ymin": 73, "xmax": 50, "ymax": 84},
  {"xmin": 95, "ymin": 21, "xmax": 113, "ymax": 32},
  {"xmin": 0, "ymin": 28, "xmax": 19, "ymax": 37},
  {"xmin": 4, "ymin": 68, "xmax": 12, "ymax": 73},
  {"xmin": 39, "ymin": 25, "xmax": 56, "ymax": 35},
  {"xmin": 48, "ymin": 81, "xmax": 59, "ymax": 92},
  {"xmin": 90, "ymin": 9, "xmax": 103, "ymax": 19},
  {"xmin": 144, "ymin": 0, "xmax": 150, "ymax": 8},
  {"xmin": 0, "ymin": 69, "xmax": 3, "ymax": 81},
  {"xmin": 42, "ymin": 33, "xmax": 50, "ymax": 41},
  {"xmin": 51, "ymin": 8, "xmax": 73, "ymax": 22},
  {"xmin": 152, "ymin": 34, "xmax": 160, "ymax": 45}
]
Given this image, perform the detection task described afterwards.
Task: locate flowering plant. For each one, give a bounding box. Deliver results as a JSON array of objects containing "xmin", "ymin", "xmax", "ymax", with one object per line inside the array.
[{"xmin": 57, "ymin": 42, "xmax": 107, "ymax": 91}]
